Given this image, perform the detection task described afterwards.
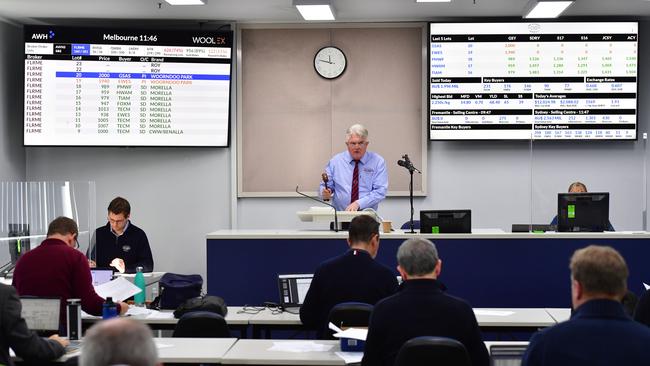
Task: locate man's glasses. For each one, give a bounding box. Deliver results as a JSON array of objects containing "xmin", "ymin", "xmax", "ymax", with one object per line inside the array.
[
  {"xmin": 74, "ymin": 238, "xmax": 80, "ymax": 249},
  {"xmin": 347, "ymin": 141, "xmax": 368, "ymax": 147}
]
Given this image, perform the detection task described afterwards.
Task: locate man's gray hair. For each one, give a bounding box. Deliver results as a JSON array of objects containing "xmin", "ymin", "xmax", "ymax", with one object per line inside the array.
[
  {"xmin": 345, "ymin": 124, "xmax": 368, "ymax": 142},
  {"xmin": 397, "ymin": 238, "xmax": 439, "ymax": 276},
  {"xmin": 80, "ymin": 318, "xmax": 158, "ymax": 366}
]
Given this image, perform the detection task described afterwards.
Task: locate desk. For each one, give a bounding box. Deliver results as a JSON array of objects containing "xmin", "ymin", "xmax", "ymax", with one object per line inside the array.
[
  {"xmin": 545, "ymin": 308, "xmax": 571, "ymax": 323},
  {"xmin": 207, "ymin": 230, "xmax": 650, "ymax": 307},
  {"xmin": 221, "ymin": 339, "xmax": 343, "ymax": 365},
  {"xmin": 82, "ymin": 306, "xmax": 252, "ymax": 337},
  {"xmin": 248, "ymin": 307, "xmax": 557, "ymax": 338},
  {"xmin": 155, "ymin": 337, "xmax": 237, "ymax": 363}
]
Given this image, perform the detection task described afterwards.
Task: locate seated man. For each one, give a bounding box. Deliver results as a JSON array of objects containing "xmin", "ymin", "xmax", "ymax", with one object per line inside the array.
[
  {"xmin": 80, "ymin": 317, "xmax": 160, "ymax": 366},
  {"xmin": 523, "ymin": 245, "xmax": 650, "ymax": 366},
  {"xmin": 0, "ymin": 283, "xmax": 67, "ymax": 366},
  {"xmin": 550, "ymin": 181, "xmax": 614, "ymax": 231},
  {"xmin": 362, "ymin": 238, "xmax": 489, "ymax": 366},
  {"xmin": 13, "ymin": 216, "xmax": 127, "ymax": 333},
  {"xmin": 88, "ymin": 196, "xmax": 154, "ymax": 273},
  {"xmin": 300, "ymin": 215, "xmax": 398, "ymax": 338}
]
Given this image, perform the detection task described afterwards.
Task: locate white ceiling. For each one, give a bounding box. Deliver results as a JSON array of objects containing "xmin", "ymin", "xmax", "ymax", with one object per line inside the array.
[{"xmin": 0, "ymin": 0, "xmax": 648, "ymax": 26}]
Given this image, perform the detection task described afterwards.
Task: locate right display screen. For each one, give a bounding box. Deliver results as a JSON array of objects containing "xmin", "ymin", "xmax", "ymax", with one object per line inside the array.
[{"xmin": 428, "ymin": 22, "xmax": 638, "ymax": 140}]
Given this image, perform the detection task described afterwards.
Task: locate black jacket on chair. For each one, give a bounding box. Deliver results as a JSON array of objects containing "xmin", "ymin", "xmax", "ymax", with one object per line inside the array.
[
  {"xmin": 300, "ymin": 249, "xmax": 398, "ymax": 338},
  {"xmin": 0, "ymin": 283, "xmax": 65, "ymax": 366},
  {"xmin": 362, "ymin": 279, "xmax": 489, "ymax": 366}
]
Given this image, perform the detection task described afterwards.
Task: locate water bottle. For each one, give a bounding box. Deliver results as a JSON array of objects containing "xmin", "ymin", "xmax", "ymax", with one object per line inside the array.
[
  {"xmin": 134, "ymin": 266, "xmax": 146, "ymax": 306},
  {"xmin": 102, "ymin": 297, "xmax": 118, "ymax": 319}
]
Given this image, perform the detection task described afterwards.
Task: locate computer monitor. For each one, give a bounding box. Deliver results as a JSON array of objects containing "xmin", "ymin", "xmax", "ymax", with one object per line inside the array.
[
  {"xmin": 277, "ymin": 274, "xmax": 313, "ymax": 308},
  {"xmin": 20, "ymin": 297, "xmax": 60, "ymax": 336},
  {"xmin": 490, "ymin": 344, "xmax": 527, "ymax": 366},
  {"xmin": 557, "ymin": 192, "xmax": 609, "ymax": 232},
  {"xmin": 420, "ymin": 210, "xmax": 471, "ymax": 234},
  {"xmin": 90, "ymin": 268, "xmax": 114, "ymax": 286}
]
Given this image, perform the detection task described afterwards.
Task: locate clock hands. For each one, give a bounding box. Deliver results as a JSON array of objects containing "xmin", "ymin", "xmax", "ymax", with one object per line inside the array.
[{"xmin": 318, "ymin": 59, "xmax": 334, "ymax": 64}]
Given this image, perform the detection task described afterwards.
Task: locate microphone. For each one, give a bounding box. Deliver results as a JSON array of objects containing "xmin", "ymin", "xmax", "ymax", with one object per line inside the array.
[
  {"xmin": 295, "ymin": 186, "xmax": 340, "ymax": 232},
  {"xmin": 397, "ymin": 154, "xmax": 421, "ymax": 174}
]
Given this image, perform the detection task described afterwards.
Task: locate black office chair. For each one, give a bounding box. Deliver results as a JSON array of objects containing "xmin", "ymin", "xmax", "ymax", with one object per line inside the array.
[
  {"xmin": 394, "ymin": 336, "xmax": 471, "ymax": 366},
  {"xmin": 400, "ymin": 220, "xmax": 421, "ymax": 230},
  {"xmin": 172, "ymin": 311, "xmax": 231, "ymax": 338},
  {"xmin": 327, "ymin": 302, "xmax": 373, "ymax": 338}
]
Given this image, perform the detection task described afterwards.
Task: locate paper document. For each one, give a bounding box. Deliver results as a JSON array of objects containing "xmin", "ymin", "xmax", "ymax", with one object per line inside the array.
[
  {"xmin": 146, "ymin": 310, "xmax": 175, "ymax": 319},
  {"xmin": 336, "ymin": 351, "xmax": 364, "ymax": 364},
  {"xmin": 156, "ymin": 343, "xmax": 174, "ymax": 349},
  {"xmin": 474, "ymin": 309, "xmax": 515, "ymax": 317},
  {"xmin": 268, "ymin": 341, "xmax": 334, "ymax": 353},
  {"xmin": 644, "ymin": 282, "xmax": 649, "ymax": 290},
  {"xmin": 94, "ymin": 276, "xmax": 142, "ymax": 302},
  {"xmin": 332, "ymin": 328, "xmax": 368, "ymax": 341}
]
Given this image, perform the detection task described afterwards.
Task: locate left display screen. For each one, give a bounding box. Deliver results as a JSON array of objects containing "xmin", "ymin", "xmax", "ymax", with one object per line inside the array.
[{"xmin": 24, "ymin": 26, "xmax": 233, "ymax": 147}]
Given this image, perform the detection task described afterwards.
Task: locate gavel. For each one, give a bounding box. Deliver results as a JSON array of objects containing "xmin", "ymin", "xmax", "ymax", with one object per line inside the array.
[{"xmin": 322, "ymin": 173, "xmax": 330, "ymax": 201}]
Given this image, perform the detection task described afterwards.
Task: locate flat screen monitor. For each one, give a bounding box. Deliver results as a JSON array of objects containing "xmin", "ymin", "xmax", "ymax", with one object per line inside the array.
[
  {"xmin": 420, "ymin": 210, "xmax": 471, "ymax": 234},
  {"xmin": 557, "ymin": 192, "xmax": 609, "ymax": 232},
  {"xmin": 277, "ymin": 274, "xmax": 313, "ymax": 308},
  {"xmin": 24, "ymin": 26, "xmax": 233, "ymax": 147},
  {"xmin": 428, "ymin": 22, "xmax": 638, "ymax": 140}
]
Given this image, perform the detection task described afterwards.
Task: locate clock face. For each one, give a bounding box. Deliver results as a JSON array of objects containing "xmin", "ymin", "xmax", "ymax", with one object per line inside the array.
[{"xmin": 314, "ymin": 46, "xmax": 347, "ymax": 79}]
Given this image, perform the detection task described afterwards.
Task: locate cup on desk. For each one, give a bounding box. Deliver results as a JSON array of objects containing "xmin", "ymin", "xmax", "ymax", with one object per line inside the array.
[{"xmin": 381, "ymin": 220, "xmax": 392, "ymax": 233}]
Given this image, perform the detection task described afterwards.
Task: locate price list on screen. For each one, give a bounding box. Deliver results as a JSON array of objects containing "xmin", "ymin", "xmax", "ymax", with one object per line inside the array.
[
  {"xmin": 429, "ymin": 22, "xmax": 638, "ymax": 140},
  {"xmin": 24, "ymin": 26, "xmax": 233, "ymax": 146}
]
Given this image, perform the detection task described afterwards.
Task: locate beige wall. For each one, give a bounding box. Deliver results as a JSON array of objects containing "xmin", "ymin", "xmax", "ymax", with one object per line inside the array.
[{"xmin": 239, "ymin": 25, "xmax": 425, "ymax": 196}]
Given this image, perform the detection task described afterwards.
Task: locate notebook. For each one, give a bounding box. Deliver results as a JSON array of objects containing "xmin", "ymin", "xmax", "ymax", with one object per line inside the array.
[
  {"xmin": 90, "ymin": 268, "xmax": 114, "ymax": 286},
  {"xmin": 277, "ymin": 274, "xmax": 313, "ymax": 308},
  {"xmin": 20, "ymin": 297, "xmax": 60, "ymax": 337}
]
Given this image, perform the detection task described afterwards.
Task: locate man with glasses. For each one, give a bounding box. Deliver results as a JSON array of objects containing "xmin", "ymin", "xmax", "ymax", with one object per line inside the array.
[
  {"xmin": 88, "ymin": 197, "xmax": 153, "ymax": 273},
  {"xmin": 13, "ymin": 216, "xmax": 128, "ymax": 334},
  {"xmin": 321, "ymin": 124, "xmax": 388, "ymax": 212}
]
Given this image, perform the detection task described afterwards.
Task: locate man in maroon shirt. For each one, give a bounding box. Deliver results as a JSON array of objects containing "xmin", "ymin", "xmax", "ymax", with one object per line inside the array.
[{"xmin": 12, "ymin": 217, "xmax": 128, "ymax": 332}]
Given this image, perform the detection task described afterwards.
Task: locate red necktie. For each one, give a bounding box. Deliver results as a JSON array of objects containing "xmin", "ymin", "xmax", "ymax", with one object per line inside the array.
[{"xmin": 351, "ymin": 160, "xmax": 359, "ymax": 204}]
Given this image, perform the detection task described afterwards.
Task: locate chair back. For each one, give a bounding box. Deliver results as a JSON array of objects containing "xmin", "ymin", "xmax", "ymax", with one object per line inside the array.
[
  {"xmin": 327, "ymin": 302, "xmax": 373, "ymax": 332},
  {"xmin": 172, "ymin": 311, "xmax": 230, "ymax": 338},
  {"xmin": 394, "ymin": 336, "xmax": 471, "ymax": 366},
  {"xmin": 400, "ymin": 220, "xmax": 421, "ymax": 230}
]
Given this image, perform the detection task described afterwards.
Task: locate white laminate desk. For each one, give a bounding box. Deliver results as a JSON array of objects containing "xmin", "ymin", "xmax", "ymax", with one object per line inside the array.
[
  {"xmin": 221, "ymin": 339, "xmax": 344, "ymax": 365},
  {"xmin": 545, "ymin": 308, "xmax": 571, "ymax": 323},
  {"xmin": 474, "ymin": 308, "xmax": 556, "ymax": 328},
  {"xmin": 155, "ymin": 337, "xmax": 238, "ymax": 363}
]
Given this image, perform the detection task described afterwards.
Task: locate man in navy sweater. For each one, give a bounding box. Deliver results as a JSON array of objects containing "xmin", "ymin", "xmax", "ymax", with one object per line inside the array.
[
  {"xmin": 300, "ymin": 215, "xmax": 398, "ymax": 338},
  {"xmin": 88, "ymin": 197, "xmax": 153, "ymax": 273},
  {"xmin": 523, "ymin": 245, "xmax": 650, "ymax": 366},
  {"xmin": 362, "ymin": 238, "xmax": 489, "ymax": 366}
]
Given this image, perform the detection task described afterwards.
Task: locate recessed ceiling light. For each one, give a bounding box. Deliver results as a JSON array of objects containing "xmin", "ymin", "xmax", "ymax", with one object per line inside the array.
[
  {"xmin": 524, "ymin": 0, "xmax": 574, "ymax": 18},
  {"xmin": 294, "ymin": 0, "xmax": 335, "ymax": 21},
  {"xmin": 164, "ymin": 0, "xmax": 205, "ymax": 5}
]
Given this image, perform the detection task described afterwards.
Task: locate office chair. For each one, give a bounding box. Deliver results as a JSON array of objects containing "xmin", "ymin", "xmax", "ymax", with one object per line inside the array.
[
  {"xmin": 400, "ymin": 220, "xmax": 420, "ymax": 230},
  {"xmin": 394, "ymin": 336, "xmax": 471, "ymax": 366},
  {"xmin": 327, "ymin": 302, "xmax": 373, "ymax": 337},
  {"xmin": 172, "ymin": 311, "xmax": 231, "ymax": 338}
]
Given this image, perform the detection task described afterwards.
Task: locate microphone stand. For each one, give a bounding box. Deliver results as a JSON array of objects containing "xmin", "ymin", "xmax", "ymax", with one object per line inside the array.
[
  {"xmin": 295, "ymin": 186, "xmax": 339, "ymax": 232},
  {"xmin": 407, "ymin": 168, "xmax": 415, "ymax": 234}
]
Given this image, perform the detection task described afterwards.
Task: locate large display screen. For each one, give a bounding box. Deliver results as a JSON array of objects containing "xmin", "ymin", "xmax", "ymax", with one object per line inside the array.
[
  {"xmin": 24, "ymin": 26, "xmax": 233, "ymax": 147},
  {"xmin": 428, "ymin": 22, "xmax": 638, "ymax": 140}
]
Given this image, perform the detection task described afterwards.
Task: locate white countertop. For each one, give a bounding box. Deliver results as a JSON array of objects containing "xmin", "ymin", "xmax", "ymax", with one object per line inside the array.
[{"xmin": 206, "ymin": 229, "xmax": 650, "ymax": 240}]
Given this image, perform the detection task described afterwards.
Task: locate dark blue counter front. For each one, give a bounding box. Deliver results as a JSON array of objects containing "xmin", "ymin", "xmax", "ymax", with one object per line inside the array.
[{"xmin": 206, "ymin": 233, "xmax": 650, "ymax": 308}]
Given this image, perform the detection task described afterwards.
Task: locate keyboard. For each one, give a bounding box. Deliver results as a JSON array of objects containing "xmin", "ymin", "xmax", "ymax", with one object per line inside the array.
[{"xmin": 65, "ymin": 340, "xmax": 82, "ymax": 353}]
